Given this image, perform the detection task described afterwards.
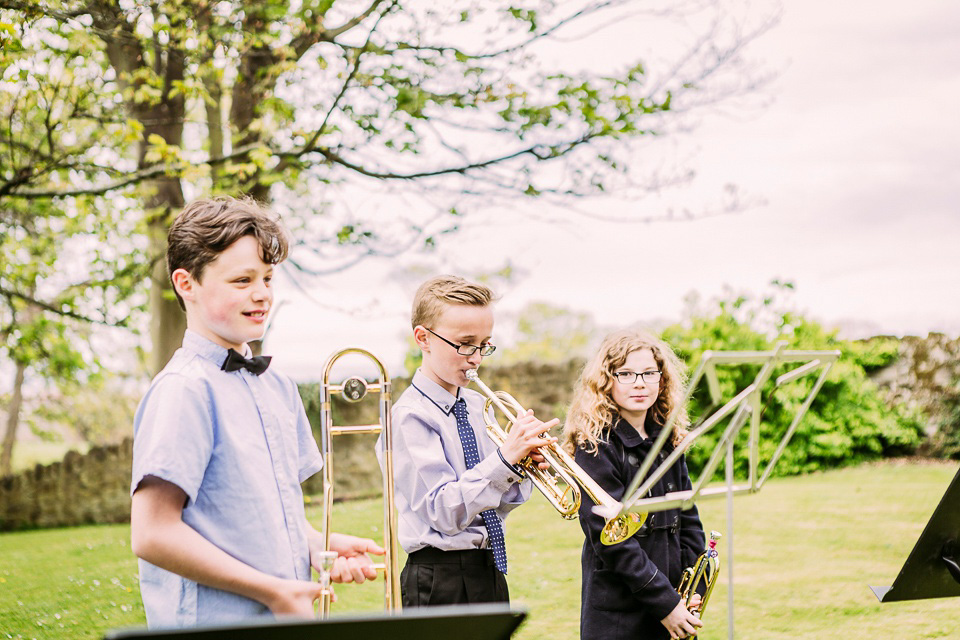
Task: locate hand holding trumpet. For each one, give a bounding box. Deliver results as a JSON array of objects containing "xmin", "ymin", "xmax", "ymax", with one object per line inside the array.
[
  {"xmin": 498, "ymin": 408, "xmax": 559, "ymax": 468},
  {"xmin": 661, "ymin": 598, "xmax": 703, "ymax": 640}
]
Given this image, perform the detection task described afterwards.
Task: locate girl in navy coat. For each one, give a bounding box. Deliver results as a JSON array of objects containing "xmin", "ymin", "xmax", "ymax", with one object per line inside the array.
[{"xmin": 563, "ymin": 329, "xmax": 706, "ymax": 640}]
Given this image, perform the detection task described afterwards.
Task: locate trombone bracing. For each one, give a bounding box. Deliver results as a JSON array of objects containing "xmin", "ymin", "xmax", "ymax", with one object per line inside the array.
[
  {"xmin": 318, "ymin": 348, "xmax": 401, "ymax": 616},
  {"xmin": 465, "ymin": 369, "xmax": 644, "ymax": 545}
]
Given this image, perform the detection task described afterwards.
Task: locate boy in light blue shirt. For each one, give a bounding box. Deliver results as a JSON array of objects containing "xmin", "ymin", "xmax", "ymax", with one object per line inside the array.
[{"xmin": 131, "ymin": 196, "xmax": 382, "ymax": 628}]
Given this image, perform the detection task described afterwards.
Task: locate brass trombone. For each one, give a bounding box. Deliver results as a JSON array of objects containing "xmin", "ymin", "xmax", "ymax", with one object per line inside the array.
[
  {"xmin": 678, "ymin": 530, "xmax": 722, "ymax": 618},
  {"xmin": 465, "ymin": 369, "xmax": 644, "ymax": 545},
  {"xmin": 318, "ymin": 348, "xmax": 401, "ymax": 616}
]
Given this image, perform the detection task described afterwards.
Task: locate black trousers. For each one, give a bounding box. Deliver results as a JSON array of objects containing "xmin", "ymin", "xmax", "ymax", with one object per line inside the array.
[{"xmin": 401, "ymin": 547, "xmax": 509, "ymax": 608}]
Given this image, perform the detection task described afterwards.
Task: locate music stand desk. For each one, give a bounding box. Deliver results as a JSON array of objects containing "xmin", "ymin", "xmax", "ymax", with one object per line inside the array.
[
  {"xmin": 104, "ymin": 604, "xmax": 526, "ymax": 640},
  {"xmin": 870, "ymin": 464, "xmax": 960, "ymax": 602}
]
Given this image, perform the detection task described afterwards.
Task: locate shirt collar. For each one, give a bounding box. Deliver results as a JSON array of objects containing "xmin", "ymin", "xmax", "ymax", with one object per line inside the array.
[
  {"xmin": 181, "ymin": 329, "xmax": 250, "ymax": 368},
  {"xmin": 410, "ymin": 369, "xmax": 461, "ymax": 415},
  {"xmin": 611, "ymin": 416, "xmax": 647, "ymax": 448},
  {"xmin": 611, "ymin": 416, "xmax": 671, "ymax": 451}
]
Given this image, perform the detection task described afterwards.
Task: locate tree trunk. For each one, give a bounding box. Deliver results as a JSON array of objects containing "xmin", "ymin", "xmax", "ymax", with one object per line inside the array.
[
  {"xmin": 148, "ymin": 188, "xmax": 187, "ymax": 375},
  {"xmin": 0, "ymin": 360, "xmax": 28, "ymax": 476}
]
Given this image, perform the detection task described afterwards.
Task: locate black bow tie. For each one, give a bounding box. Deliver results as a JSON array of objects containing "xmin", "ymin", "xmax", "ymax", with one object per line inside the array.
[{"xmin": 221, "ymin": 348, "xmax": 272, "ymax": 375}]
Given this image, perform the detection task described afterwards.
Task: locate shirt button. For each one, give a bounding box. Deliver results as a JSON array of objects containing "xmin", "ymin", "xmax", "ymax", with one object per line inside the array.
[{"xmin": 444, "ymin": 404, "xmax": 449, "ymax": 411}]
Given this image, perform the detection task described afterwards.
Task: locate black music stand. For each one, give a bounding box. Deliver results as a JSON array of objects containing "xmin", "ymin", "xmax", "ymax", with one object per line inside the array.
[
  {"xmin": 104, "ymin": 604, "xmax": 526, "ymax": 640},
  {"xmin": 870, "ymin": 464, "xmax": 960, "ymax": 602}
]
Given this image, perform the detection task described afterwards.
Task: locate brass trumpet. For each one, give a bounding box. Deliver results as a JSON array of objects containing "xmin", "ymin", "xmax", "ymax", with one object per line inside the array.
[
  {"xmin": 465, "ymin": 369, "xmax": 644, "ymax": 545},
  {"xmin": 678, "ymin": 530, "xmax": 721, "ymax": 618}
]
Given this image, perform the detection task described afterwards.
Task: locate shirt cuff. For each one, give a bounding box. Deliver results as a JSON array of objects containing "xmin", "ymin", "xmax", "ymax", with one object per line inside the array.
[{"xmin": 497, "ymin": 448, "xmax": 526, "ymax": 479}]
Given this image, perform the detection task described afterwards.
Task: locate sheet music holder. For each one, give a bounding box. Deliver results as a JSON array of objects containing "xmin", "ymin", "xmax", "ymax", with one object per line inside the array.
[
  {"xmin": 104, "ymin": 604, "xmax": 526, "ymax": 640},
  {"xmin": 870, "ymin": 464, "xmax": 960, "ymax": 602},
  {"xmin": 590, "ymin": 343, "xmax": 841, "ymax": 640}
]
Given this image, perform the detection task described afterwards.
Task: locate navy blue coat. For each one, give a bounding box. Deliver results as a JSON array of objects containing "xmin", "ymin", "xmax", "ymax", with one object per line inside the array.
[{"xmin": 575, "ymin": 418, "xmax": 706, "ymax": 640}]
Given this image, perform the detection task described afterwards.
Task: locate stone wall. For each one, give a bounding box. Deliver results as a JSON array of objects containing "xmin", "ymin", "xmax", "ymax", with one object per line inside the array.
[
  {"xmin": 1, "ymin": 439, "xmax": 133, "ymax": 531},
  {"xmin": 0, "ymin": 362, "xmax": 585, "ymax": 531},
  {"xmin": 870, "ymin": 333, "xmax": 960, "ymax": 436}
]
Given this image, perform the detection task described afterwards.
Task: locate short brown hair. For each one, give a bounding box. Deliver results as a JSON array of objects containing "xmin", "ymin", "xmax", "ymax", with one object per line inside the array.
[
  {"xmin": 167, "ymin": 196, "xmax": 290, "ymax": 310},
  {"xmin": 411, "ymin": 275, "xmax": 497, "ymax": 329}
]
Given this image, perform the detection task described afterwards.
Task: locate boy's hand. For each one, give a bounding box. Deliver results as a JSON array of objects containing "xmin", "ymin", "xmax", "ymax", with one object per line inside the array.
[
  {"xmin": 660, "ymin": 599, "xmax": 703, "ymax": 639},
  {"xmin": 499, "ymin": 409, "xmax": 559, "ymax": 466},
  {"xmin": 325, "ymin": 532, "xmax": 385, "ymax": 583},
  {"xmin": 264, "ymin": 578, "xmax": 324, "ymax": 617}
]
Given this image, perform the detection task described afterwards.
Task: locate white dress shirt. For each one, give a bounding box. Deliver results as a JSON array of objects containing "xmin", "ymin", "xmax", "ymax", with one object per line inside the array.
[{"xmin": 377, "ymin": 369, "xmax": 530, "ymax": 553}]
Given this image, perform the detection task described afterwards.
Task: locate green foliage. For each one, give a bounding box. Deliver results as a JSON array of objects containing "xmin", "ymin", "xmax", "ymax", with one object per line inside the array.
[
  {"xmin": 662, "ymin": 286, "xmax": 924, "ymax": 478},
  {"xmin": 1, "ymin": 0, "xmax": 769, "ymax": 249},
  {"xmin": 500, "ymin": 301, "xmax": 598, "ymax": 365},
  {"xmin": 845, "ymin": 335, "xmax": 902, "ymax": 373},
  {"xmin": 30, "ymin": 375, "xmax": 141, "ymax": 446},
  {"xmin": 0, "ymin": 17, "xmax": 146, "ymax": 468}
]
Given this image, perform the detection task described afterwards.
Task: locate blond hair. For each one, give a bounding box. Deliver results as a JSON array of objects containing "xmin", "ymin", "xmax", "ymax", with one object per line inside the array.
[
  {"xmin": 563, "ymin": 328, "xmax": 689, "ymax": 455},
  {"xmin": 411, "ymin": 275, "xmax": 497, "ymax": 329}
]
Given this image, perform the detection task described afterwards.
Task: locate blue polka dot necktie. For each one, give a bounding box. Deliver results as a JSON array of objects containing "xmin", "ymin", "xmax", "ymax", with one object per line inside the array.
[{"xmin": 452, "ymin": 398, "xmax": 508, "ymax": 574}]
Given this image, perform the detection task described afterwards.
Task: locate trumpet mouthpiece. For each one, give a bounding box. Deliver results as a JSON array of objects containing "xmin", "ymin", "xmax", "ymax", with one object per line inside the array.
[{"xmin": 465, "ymin": 369, "xmax": 479, "ymax": 381}]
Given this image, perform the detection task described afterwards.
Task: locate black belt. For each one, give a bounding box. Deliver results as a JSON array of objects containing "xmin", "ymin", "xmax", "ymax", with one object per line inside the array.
[{"xmin": 407, "ymin": 547, "xmax": 496, "ymax": 567}]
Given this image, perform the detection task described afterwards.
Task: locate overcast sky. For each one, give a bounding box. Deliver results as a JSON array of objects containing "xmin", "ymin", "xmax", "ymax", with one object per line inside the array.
[{"xmin": 265, "ymin": 0, "xmax": 960, "ymax": 380}]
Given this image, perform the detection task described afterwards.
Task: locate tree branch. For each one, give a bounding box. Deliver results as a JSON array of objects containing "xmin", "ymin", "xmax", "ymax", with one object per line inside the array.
[{"xmin": 0, "ymin": 285, "xmax": 128, "ymax": 327}]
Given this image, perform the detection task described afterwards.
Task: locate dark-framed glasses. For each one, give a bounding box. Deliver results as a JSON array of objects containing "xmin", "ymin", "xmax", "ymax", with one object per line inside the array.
[
  {"xmin": 424, "ymin": 327, "xmax": 496, "ymax": 356},
  {"xmin": 612, "ymin": 370, "xmax": 662, "ymax": 385}
]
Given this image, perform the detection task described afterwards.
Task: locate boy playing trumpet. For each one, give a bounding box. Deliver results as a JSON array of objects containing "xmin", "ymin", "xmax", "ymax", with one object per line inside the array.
[{"xmin": 378, "ymin": 275, "xmax": 557, "ymax": 606}]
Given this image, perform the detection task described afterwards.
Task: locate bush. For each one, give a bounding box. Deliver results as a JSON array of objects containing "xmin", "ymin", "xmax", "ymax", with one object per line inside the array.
[{"xmin": 660, "ymin": 289, "xmax": 924, "ymax": 478}]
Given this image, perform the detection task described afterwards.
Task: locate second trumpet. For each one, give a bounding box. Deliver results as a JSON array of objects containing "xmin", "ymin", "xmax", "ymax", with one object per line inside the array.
[{"xmin": 465, "ymin": 369, "xmax": 645, "ymax": 545}]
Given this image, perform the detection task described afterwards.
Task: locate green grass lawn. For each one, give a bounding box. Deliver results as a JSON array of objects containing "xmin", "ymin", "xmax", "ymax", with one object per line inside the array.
[{"xmin": 2, "ymin": 460, "xmax": 958, "ymax": 639}]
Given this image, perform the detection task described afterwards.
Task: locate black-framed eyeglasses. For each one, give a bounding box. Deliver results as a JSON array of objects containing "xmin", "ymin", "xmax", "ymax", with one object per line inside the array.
[
  {"xmin": 423, "ymin": 327, "xmax": 496, "ymax": 357},
  {"xmin": 612, "ymin": 370, "xmax": 662, "ymax": 385}
]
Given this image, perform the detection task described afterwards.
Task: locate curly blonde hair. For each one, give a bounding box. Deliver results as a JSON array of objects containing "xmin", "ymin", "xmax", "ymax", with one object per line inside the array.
[{"xmin": 563, "ymin": 328, "xmax": 689, "ymax": 455}]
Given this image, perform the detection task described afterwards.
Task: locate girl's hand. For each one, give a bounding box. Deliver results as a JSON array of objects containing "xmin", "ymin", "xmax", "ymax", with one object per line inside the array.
[
  {"xmin": 660, "ymin": 599, "xmax": 703, "ymax": 639},
  {"xmin": 687, "ymin": 593, "xmax": 703, "ymax": 612}
]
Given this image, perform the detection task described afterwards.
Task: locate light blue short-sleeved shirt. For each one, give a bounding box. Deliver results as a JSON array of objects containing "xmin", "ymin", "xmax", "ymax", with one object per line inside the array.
[
  {"xmin": 378, "ymin": 369, "xmax": 530, "ymax": 553},
  {"xmin": 131, "ymin": 330, "xmax": 323, "ymax": 629}
]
